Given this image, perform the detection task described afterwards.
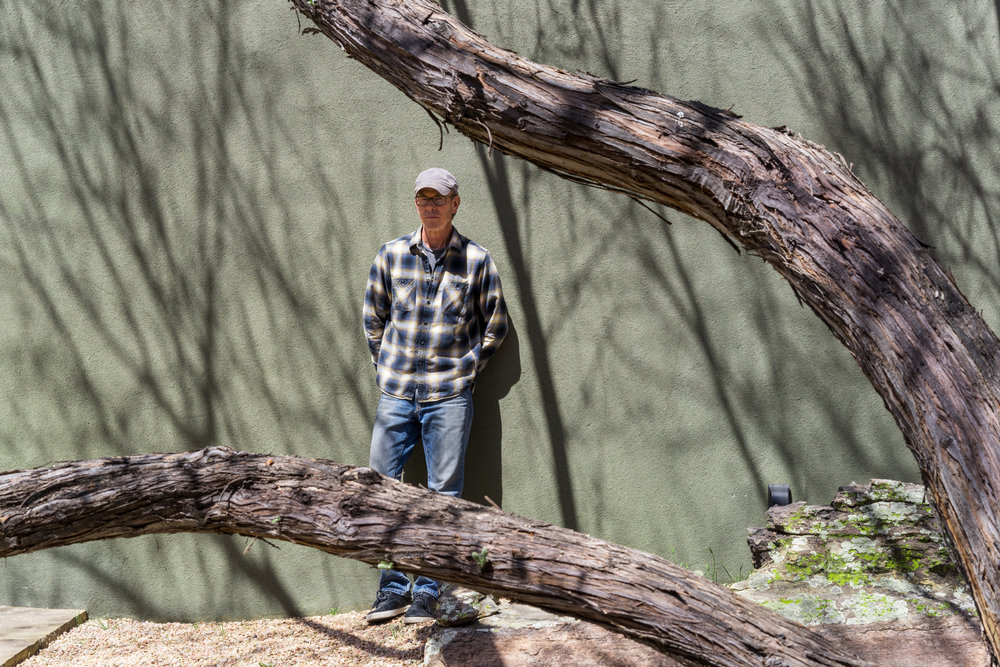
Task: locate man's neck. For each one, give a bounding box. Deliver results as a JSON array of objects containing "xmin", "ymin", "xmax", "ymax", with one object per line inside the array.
[{"xmin": 422, "ymin": 224, "xmax": 453, "ymax": 250}]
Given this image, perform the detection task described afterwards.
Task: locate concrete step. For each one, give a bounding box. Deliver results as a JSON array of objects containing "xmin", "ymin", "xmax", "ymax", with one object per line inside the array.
[{"xmin": 0, "ymin": 606, "xmax": 87, "ymax": 667}]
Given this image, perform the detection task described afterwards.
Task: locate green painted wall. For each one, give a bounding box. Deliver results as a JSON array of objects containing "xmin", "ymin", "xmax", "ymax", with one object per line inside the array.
[{"xmin": 1, "ymin": 0, "xmax": 996, "ymax": 620}]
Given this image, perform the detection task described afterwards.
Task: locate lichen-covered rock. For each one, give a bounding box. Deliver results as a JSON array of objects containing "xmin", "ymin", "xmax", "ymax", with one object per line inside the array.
[
  {"xmin": 732, "ymin": 479, "xmax": 988, "ymax": 666},
  {"xmin": 734, "ymin": 479, "xmax": 974, "ymax": 625}
]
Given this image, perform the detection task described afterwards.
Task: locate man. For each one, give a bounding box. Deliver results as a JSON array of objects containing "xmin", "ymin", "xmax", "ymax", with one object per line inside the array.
[{"xmin": 362, "ymin": 167, "xmax": 509, "ymax": 624}]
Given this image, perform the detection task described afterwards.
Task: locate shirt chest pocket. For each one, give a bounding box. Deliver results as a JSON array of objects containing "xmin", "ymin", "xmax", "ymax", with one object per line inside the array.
[
  {"xmin": 442, "ymin": 279, "xmax": 470, "ymax": 320},
  {"xmin": 391, "ymin": 278, "xmax": 416, "ymax": 313}
]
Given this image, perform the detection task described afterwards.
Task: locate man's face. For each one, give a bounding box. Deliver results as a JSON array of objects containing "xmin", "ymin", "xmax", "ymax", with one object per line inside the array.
[{"xmin": 415, "ymin": 187, "xmax": 460, "ymax": 232}]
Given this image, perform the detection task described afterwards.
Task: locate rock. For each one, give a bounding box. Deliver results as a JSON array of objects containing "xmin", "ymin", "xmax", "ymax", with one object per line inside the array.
[
  {"xmin": 433, "ymin": 585, "xmax": 501, "ymax": 627},
  {"xmin": 732, "ymin": 479, "xmax": 989, "ymax": 666},
  {"xmin": 425, "ymin": 601, "xmax": 677, "ymax": 666},
  {"xmin": 815, "ymin": 618, "xmax": 988, "ymax": 667}
]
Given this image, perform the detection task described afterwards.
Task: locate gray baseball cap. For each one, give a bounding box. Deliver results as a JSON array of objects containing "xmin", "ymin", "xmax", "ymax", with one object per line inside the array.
[{"xmin": 414, "ymin": 168, "xmax": 458, "ymax": 196}]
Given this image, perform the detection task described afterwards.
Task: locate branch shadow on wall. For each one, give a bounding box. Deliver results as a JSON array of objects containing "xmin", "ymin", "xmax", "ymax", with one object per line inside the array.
[
  {"xmin": 756, "ymin": 2, "xmax": 1000, "ymax": 324},
  {"xmin": 441, "ymin": 0, "xmax": 929, "ymax": 556},
  {"xmin": 443, "ymin": 0, "xmax": 787, "ymax": 527},
  {"xmin": 444, "ymin": 0, "xmax": 635, "ymax": 533},
  {"xmin": 3, "ymin": 0, "xmax": 982, "ymax": 620},
  {"xmin": 0, "ymin": 0, "xmax": 378, "ymax": 619},
  {"xmin": 749, "ymin": 2, "xmax": 1000, "ymax": 481}
]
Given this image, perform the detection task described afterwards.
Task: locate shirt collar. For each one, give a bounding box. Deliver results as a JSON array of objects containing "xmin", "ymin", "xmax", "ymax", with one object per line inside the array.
[{"xmin": 408, "ymin": 227, "xmax": 462, "ymax": 252}]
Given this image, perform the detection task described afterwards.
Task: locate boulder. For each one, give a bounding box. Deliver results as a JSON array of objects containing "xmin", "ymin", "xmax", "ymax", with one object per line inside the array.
[{"xmin": 732, "ymin": 479, "xmax": 989, "ymax": 666}]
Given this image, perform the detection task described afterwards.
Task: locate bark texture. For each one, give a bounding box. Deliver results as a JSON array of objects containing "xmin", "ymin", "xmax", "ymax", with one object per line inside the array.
[
  {"xmin": 0, "ymin": 447, "xmax": 870, "ymax": 666},
  {"xmin": 288, "ymin": 0, "xmax": 1000, "ymax": 660}
]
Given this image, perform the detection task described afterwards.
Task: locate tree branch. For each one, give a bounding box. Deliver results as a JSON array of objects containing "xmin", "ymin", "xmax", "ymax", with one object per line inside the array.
[{"xmin": 0, "ymin": 447, "xmax": 870, "ymax": 666}]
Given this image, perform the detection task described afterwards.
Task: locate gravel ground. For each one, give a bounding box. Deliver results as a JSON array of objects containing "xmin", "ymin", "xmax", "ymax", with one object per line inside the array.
[{"xmin": 22, "ymin": 612, "xmax": 433, "ymax": 667}]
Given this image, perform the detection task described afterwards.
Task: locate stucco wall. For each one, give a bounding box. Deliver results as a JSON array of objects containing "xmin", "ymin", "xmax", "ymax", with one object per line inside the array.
[{"xmin": 1, "ymin": 0, "xmax": 997, "ymax": 620}]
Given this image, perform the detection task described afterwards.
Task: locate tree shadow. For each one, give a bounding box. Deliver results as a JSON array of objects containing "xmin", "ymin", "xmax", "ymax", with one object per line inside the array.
[
  {"xmin": 0, "ymin": 0, "xmax": 378, "ymax": 618},
  {"xmin": 436, "ymin": 0, "xmax": 927, "ymax": 568},
  {"xmin": 442, "ymin": 0, "xmax": 635, "ymax": 532},
  {"xmin": 3, "ymin": 0, "xmax": 978, "ymax": 621},
  {"xmin": 400, "ymin": 321, "xmax": 521, "ymax": 509},
  {"xmin": 466, "ymin": 321, "xmax": 522, "ymax": 507},
  {"xmin": 755, "ymin": 2, "xmax": 1000, "ymax": 327}
]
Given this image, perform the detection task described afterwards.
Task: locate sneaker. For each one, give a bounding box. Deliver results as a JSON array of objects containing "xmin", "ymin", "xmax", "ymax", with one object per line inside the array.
[
  {"xmin": 403, "ymin": 592, "xmax": 436, "ymax": 624},
  {"xmin": 365, "ymin": 590, "xmax": 411, "ymax": 623}
]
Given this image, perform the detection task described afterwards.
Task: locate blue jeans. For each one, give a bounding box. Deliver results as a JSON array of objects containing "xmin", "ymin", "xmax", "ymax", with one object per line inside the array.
[{"xmin": 369, "ymin": 388, "xmax": 474, "ymax": 598}]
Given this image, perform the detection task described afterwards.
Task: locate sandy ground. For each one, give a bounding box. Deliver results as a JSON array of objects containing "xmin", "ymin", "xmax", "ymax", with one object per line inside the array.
[{"xmin": 22, "ymin": 611, "xmax": 432, "ymax": 667}]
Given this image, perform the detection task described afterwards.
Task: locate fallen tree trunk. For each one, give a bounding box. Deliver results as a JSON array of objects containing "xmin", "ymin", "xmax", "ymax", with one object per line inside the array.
[
  {"xmin": 0, "ymin": 447, "xmax": 868, "ymax": 666},
  {"xmin": 288, "ymin": 0, "xmax": 1000, "ymax": 660}
]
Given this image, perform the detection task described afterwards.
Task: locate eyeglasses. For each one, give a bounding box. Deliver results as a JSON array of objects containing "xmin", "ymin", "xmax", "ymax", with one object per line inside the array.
[{"xmin": 415, "ymin": 196, "xmax": 451, "ymax": 207}]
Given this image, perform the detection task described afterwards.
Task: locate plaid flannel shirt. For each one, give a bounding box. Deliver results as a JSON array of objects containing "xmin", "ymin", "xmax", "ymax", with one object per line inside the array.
[{"xmin": 363, "ymin": 227, "xmax": 508, "ymax": 402}]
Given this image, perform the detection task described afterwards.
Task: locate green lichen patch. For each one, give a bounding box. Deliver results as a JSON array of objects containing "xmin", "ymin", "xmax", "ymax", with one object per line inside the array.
[
  {"xmin": 735, "ymin": 570, "xmax": 776, "ymax": 590},
  {"xmin": 773, "ymin": 536, "xmax": 950, "ymax": 587},
  {"xmin": 772, "ymin": 499, "xmax": 936, "ymax": 539},
  {"xmin": 844, "ymin": 591, "xmax": 908, "ymax": 624},
  {"xmin": 780, "ymin": 549, "xmax": 870, "ymax": 587},
  {"xmin": 833, "ymin": 479, "xmax": 926, "ymax": 509},
  {"xmin": 867, "ymin": 479, "xmax": 927, "ymax": 504},
  {"xmin": 759, "ymin": 595, "xmax": 844, "ymax": 626},
  {"xmin": 912, "ymin": 598, "xmax": 960, "ymax": 618}
]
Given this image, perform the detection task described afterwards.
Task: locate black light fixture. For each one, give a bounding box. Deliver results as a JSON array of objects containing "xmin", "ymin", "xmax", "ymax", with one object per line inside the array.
[{"xmin": 767, "ymin": 483, "xmax": 792, "ymax": 507}]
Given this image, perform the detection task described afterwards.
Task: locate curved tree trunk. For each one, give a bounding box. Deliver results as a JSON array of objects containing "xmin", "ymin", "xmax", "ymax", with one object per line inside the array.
[
  {"xmin": 0, "ymin": 447, "xmax": 869, "ymax": 666},
  {"xmin": 287, "ymin": 0, "xmax": 1000, "ymax": 659}
]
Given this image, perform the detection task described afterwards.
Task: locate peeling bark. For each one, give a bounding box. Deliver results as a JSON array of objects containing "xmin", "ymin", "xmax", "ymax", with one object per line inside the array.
[
  {"xmin": 287, "ymin": 0, "xmax": 1000, "ymax": 661},
  {"xmin": 0, "ymin": 447, "xmax": 869, "ymax": 666}
]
